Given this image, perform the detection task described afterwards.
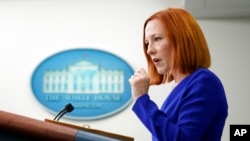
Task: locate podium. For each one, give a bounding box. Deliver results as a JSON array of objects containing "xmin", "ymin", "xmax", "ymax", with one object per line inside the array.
[{"xmin": 0, "ymin": 110, "xmax": 134, "ymax": 141}]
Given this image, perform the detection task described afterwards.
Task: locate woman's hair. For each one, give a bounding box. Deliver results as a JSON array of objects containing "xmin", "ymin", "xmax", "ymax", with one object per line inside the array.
[{"xmin": 143, "ymin": 8, "xmax": 211, "ymax": 85}]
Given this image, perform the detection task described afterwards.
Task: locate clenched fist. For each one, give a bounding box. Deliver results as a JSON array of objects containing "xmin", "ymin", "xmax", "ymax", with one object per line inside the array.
[{"xmin": 129, "ymin": 68, "xmax": 150, "ymax": 100}]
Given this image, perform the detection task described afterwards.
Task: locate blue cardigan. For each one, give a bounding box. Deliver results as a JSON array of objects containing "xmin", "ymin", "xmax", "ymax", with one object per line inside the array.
[{"xmin": 132, "ymin": 68, "xmax": 228, "ymax": 141}]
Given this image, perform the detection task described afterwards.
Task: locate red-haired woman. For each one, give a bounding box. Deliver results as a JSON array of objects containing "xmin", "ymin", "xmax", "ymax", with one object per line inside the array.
[{"xmin": 129, "ymin": 8, "xmax": 228, "ymax": 141}]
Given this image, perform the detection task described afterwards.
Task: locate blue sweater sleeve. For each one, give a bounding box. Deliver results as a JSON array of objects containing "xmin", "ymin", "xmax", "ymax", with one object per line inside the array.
[
  {"xmin": 132, "ymin": 70, "xmax": 228, "ymax": 141},
  {"xmin": 133, "ymin": 94, "xmax": 182, "ymax": 141}
]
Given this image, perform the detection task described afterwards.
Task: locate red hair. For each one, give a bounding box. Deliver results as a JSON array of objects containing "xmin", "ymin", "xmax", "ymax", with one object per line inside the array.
[{"xmin": 143, "ymin": 8, "xmax": 211, "ymax": 85}]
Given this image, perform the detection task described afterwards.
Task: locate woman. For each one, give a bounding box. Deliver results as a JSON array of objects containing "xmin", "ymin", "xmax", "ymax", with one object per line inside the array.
[{"xmin": 129, "ymin": 8, "xmax": 228, "ymax": 141}]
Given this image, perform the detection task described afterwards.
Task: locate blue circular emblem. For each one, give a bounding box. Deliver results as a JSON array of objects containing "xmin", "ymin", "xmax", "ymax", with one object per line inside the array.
[{"xmin": 31, "ymin": 48, "xmax": 134, "ymax": 120}]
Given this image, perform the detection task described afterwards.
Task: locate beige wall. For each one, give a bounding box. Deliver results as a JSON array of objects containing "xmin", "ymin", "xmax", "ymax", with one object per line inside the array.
[{"xmin": 0, "ymin": 1, "xmax": 250, "ymax": 140}]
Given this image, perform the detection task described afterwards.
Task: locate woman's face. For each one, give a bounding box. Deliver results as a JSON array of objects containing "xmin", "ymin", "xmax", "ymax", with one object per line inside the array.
[{"xmin": 145, "ymin": 19, "xmax": 172, "ymax": 75}]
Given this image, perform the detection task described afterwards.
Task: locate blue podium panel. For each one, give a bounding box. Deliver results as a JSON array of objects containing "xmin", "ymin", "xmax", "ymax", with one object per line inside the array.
[{"xmin": 75, "ymin": 130, "xmax": 122, "ymax": 141}]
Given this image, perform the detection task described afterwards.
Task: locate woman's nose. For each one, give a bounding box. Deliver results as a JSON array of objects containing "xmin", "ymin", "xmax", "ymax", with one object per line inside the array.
[{"xmin": 147, "ymin": 44, "xmax": 156, "ymax": 55}]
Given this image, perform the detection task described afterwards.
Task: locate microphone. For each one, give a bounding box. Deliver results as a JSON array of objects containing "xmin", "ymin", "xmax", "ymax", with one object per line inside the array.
[{"xmin": 53, "ymin": 103, "xmax": 74, "ymax": 121}]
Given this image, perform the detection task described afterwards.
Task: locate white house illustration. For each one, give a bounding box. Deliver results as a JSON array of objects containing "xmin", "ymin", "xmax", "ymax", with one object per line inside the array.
[{"xmin": 43, "ymin": 61, "xmax": 124, "ymax": 94}]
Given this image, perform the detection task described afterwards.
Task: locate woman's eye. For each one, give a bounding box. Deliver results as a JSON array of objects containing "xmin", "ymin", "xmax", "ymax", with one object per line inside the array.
[{"xmin": 154, "ymin": 37, "xmax": 161, "ymax": 41}]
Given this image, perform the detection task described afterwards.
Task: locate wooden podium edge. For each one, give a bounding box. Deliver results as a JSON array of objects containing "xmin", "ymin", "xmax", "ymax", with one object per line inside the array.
[
  {"xmin": 0, "ymin": 110, "xmax": 77, "ymax": 141},
  {"xmin": 45, "ymin": 119, "xmax": 134, "ymax": 141}
]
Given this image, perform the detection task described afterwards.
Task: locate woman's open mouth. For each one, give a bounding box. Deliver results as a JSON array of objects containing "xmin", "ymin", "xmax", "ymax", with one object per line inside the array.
[{"xmin": 153, "ymin": 58, "xmax": 161, "ymax": 66}]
